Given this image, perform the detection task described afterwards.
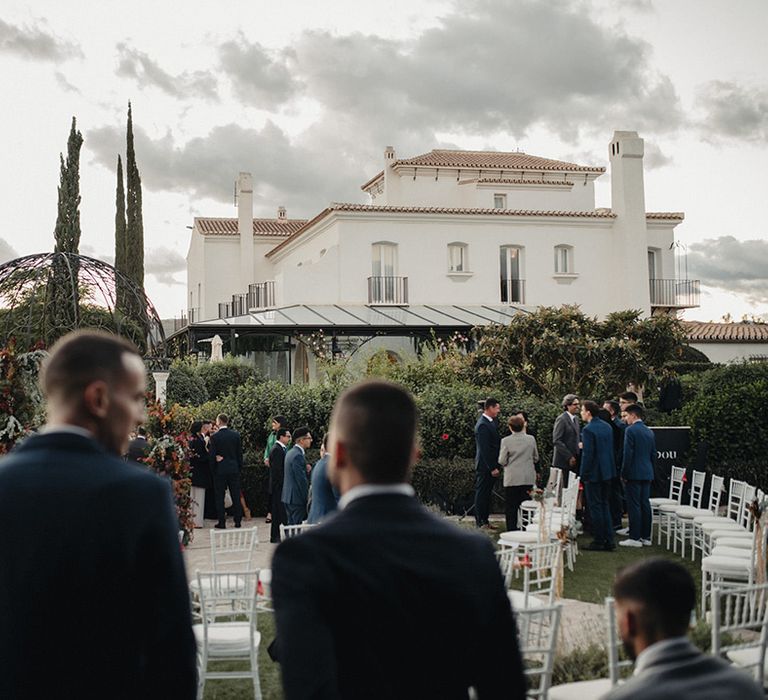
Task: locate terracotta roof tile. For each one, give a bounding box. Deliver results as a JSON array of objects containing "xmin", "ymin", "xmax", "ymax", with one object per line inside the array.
[
  {"xmin": 645, "ymin": 212, "xmax": 685, "ymax": 221},
  {"xmin": 473, "ymin": 177, "xmax": 574, "ymax": 187},
  {"xmin": 361, "ymin": 148, "xmax": 604, "ymax": 190},
  {"xmin": 684, "ymin": 321, "xmax": 768, "ymax": 343},
  {"xmin": 195, "ymin": 217, "xmax": 307, "ymax": 237}
]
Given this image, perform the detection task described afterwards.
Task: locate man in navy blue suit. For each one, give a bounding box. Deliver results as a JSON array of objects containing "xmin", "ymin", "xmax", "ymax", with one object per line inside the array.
[
  {"xmin": 619, "ymin": 404, "xmax": 656, "ymax": 548},
  {"xmin": 580, "ymin": 400, "xmax": 618, "ymax": 551},
  {"xmin": 0, "ymin": 331, "xmax": 196, "ymax": 699},
  {"xmin": 474, "ymin": 397, "xmax": 501, "ymax": 528},
  {"xmin": 307, "ymin": 438, "xmax": 339, "ymax": 524},
  {"xmin": 283, "ymin": 427, "xmax": 312, "ymax": 524},
  {"xmin": 208, "ymin": 413, "xmax": 244, "ymax": 529}
]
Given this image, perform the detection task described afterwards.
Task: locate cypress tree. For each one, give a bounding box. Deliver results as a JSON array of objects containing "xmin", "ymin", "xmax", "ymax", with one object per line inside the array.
[
  {"xmin": 125, "ymin": 102, "xmax": 144, "ymax": 294},
  {"xmin": 48, "ymin": 117, "xmax": 83, "ymax": 343},
  {"xmin": 114, "ymin": 154, "xmax": 127, "ymax": 312}
]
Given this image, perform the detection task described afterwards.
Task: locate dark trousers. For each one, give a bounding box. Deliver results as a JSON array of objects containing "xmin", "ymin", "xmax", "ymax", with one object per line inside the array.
[
  {"xmin": 284, "ymin": 503, "xmax": 307, "ymax": 525},
  {"xmin": 608, "ymin": 476, "xmax": 625, "ymax": 528},
  {"xmin": 625, "ymin": 480, "xmax": 652, "ymax": 541},
  {"xmin": 214, "ymin": 472, "xmax": 242, "ymax": 526},
  {"xmin": 584, "ymin": 480, "xmax": 613, "ymax": 547},
  {"xmin": 505, "ymin": 485, "xmax": 532, "ymax": 531},
  {"xmin": 270, "ymin": 489, "xmax": 287, "ymax": 543},
  {"xmin": 474, "ymin": 469, "xmax": 496, "ymax": 526}
]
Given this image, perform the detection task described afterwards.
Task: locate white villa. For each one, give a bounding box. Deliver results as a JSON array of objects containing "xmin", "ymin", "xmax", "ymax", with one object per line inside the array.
[{"xmin": 180, "ymin": 130, "xmax": 699, "ymax": 381}]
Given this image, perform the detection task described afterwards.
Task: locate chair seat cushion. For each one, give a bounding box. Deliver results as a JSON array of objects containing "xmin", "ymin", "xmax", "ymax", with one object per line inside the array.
[
  {"xmin": 710, "ymin": 546, "xmax": 751, "ymax": 559},
  {"xmin": 193, "ymin": 622, "xmax": 261, "ymax": 655},
  {"xmin": 507, "ymin": 589, "xmax": 547, "ymax": 609},
  {"xmin": 715, "ymin": 537, "xmax": 753, "ymax": 549},
  {"xmin": 499, "ymin": 531, "xmax": 540, "ymax": 544},
  {"xmin": 675, "ymin": 507, "xmax": 713, "ymax": 519},
  {"xmin": 726, "ymin": 647, "xmax": 768, "ymax": 675},
  {"xmin": 710, "ymin": 529, "xmax": 751, "ymax": 541},
  {"xmin": 701, "ymin": 555, "xmax": 752, "ymax": 573},
  {"xmin": 520, "ymin": 501, "xmax": 538, "ymax": 509},
  {"xmin": 650, "ymin": 498, "xmax": 677, "ymax": 506},
  {"xmin": 548, "ymin": 678, "xmax": 613, "ymax": 699},
  {"xmin": 701, "ymin": 521, "xmax": 744, "ymax": 533},
  {"xmin": 658, "ymin": 503, "xmax": 684, "ymax": 513},
  {"xmin": 694, "ymin": 515, "xmax": 734, "ymax": 525}
]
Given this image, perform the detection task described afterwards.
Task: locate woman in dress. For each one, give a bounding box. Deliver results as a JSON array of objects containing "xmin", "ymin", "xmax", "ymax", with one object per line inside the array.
[{"xmin": 188, "ymin": 420, "xmax": 213, "ymax": 528}]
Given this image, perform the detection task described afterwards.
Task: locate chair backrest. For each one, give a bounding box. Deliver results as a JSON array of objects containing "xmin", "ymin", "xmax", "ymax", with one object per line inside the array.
[
  {"xmin": 521, "ymin": 542, "xmax": 562, "ymax": 607},
  {"xmin": 210, "ymin": 526, "xmax": 259, "ymax": 570},
  {"xmin": 727, "ymin": 480, "xmax": 747, "ymax": 521},
  {"xmin": 279, "ymin": 523, "xmax": 317, "ymax": 541},
  {"xmin": 669, "ymin": 466, "xmax": 686, "ymax": 503},
  {"xmin": 712, "ymin": 583, "xmax": 768, "ymax": 685},
  {"xmin": 707, "ymin": 475, "xmax": 725, "ymax": 514},
  {"xmin": 547, "ymin": 467, "xmax": 563, "ymax": 504},
  {"xmin": 496, "ymin": 547, "xmax": 517, "ymax": 589},
  {"xmin": 605, "ymin": 596, "xmax": 635, "ymax": 685},
  {"xmin": 689, "ymin": 470, "xmax": 706, "ymax": 509},
  {"xmin": 739, "ymin": 486, "xmax": 758, "ymax": 530},
  {"xmin": 196, "ymin": 570, "xmax": 260, "ymax": 623},
  {"xmin": 515, "ymin": 604, "xmax": 562, "ymax": 700},
  {"xmin": 558, "ymin": 476, "xmax": 580, "ymax": 529}
]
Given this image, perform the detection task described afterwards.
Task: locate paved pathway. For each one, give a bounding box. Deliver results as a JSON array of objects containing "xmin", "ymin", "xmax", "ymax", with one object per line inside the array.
[{"xmin": 183, "ymin": 515, "xmax": 607, "ymax": 653}]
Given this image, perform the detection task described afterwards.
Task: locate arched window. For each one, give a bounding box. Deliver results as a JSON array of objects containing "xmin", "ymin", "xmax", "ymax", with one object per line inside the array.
[
  {"xmin": 554, "ymin": 245, "xmax": 574, "ymax": 274},
  {"xmin": 447, "ymin": 242, "xmax": 468, "ymax": 273},
  {"xmin": 371, "ymin": 242, "xmax": 398, "ymax": 277}
]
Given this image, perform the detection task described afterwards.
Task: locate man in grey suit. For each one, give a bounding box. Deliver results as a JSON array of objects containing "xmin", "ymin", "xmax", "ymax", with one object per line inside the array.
[
  {"xmin": 282, "ymin": 427, "xmax": 312, "ymax": 525},
  {"xmin": 552, "ymin": 394, "xmax": 580, "ymax": 483},
  {"xmin": 606, "ymin": 558, "xmax": 763, "ymax": 699}
]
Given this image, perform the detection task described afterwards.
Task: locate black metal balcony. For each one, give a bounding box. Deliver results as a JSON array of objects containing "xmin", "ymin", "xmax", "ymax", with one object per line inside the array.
[
  {"xmin": 368, "ymin": 276, "xmax": 409, "ymax": 305},
  {"xmin": 500, "ymin": 278, "xmax": 526, "ymax": 304},
  {"xmin": 248, "ymin": 281, "xmax": 275, "ymax": 310},
  {"xmin": 649, "ymin": 279, "xmax": 700, "ymax": 308}
]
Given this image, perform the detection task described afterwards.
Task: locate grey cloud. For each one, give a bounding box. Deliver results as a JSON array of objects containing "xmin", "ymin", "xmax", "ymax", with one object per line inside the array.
[
  {"xmin": 287, "ymin": 0, "xmax": 683, "ymax": 143},
  {"xmin": 0, "ymin": 238, "xmax": 18, "ymax": 264},
  {"xmin": 116, "ymin": 43, "xmax": 218, "ymax": 100},
  {"xmin": 644, "ymin": 141, "xmax": 673, "ymax": 169},
  {"xmin": 145, "ymin": 246, "xmax": 186, "ymax": 286},
  {"xmin": 696, "ymin": 80, "xmax": 768, "ymax": 143},
  {"xmin": 55, "ymin": 71, "xmax": 80, "ymax": 94},
  {"xmin": 218, "ymin": 36, "xmax": 300, "ymax": 108},
  {"xmin": 688, "ymin": 236, "xmax": 768, "ymax": 304},
  {"xmin": 86, "ymin": 121, "xmax": 367, "ymax": 216},
  {"xmin": 0, "ymin": 18, "xmax": 81, "ymax": 61}
]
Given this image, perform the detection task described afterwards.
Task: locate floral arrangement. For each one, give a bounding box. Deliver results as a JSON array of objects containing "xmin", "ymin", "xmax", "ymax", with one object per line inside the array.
[
  {"xmin": 143, "ymin": 401, "xmax": 194, "ymax": 545},
  {"xmin": 0, "ymin": 341, "xmax": 47, "ymax": 454},
  {"xmin": 748, "ymin": 497, "xmax": 768, "ymax": 585}
]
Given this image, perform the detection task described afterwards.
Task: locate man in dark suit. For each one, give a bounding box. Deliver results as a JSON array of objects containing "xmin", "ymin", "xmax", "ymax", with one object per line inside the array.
[
  {"xmin": 271, "ymin": 380, "xmax": 525, "ymax": 699},
  {"xmin": 125, "ymin": 425, "xmax": 151, "ymax": 463},
  {"xmin": 282, "ymin": 427, "xmax": 312, "ymax": 525},
  {"xmin": 602, "ymin": 400, "xmax": 626, "ymax": 530},
  {"xmin": 0, "ymin": 331, "xmax": 196, "ymax": 699},
  {"xmin": 208, "ymin": 413, "xmax": 243, "ymax": 529},
  {"xmin": 619, "ymin": 404, "xmax": 656, "ymax": 548},
  {"xmin": 552, "ymin": 393, "xmax": 580, "ymax": 483},
  {"xmin": 269, "ymin": 427, "xmax": 291, "ymax": 543},
  {"xmin": 605, "ymin": 558, "xmax": 763, "ymax": 700},
  {"xmin": 474, "ymin": 397, "xmax": 501, "ymax": 529},
  {"xmin": 580, "ymin": 400, "xmax": 617, "ymax": 551},
  {"xmin": 307, "ymin": 439, "xmax": 339, "ymax": 524}
]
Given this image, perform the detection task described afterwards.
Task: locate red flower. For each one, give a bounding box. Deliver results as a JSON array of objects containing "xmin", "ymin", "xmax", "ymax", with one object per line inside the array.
[{"xmin": 441, "ymin": 433, "xmax": 450, "ymax": 441}]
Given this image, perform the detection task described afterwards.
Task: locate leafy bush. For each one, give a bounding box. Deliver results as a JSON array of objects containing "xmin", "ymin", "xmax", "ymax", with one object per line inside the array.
[
  {"xmin": 551, "ymin": 644, "xmax": 609, "ymax": 685},
  {"xmin": 683, "ymin": 363, "xmax": 768, "ymax": 468},
  {"xmin": 196, "ymin": 355, "xmax": 261, "ymax": 400},
  {"xmin": 166, "ymin": 360, "xmax": 208, "ymax": 406}
]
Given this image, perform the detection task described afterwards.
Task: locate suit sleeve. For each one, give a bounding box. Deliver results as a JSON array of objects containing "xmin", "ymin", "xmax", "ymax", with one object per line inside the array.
[
  {"xmin": 208, "ymin": 434, "xmax": 218, "ymax": 468},
  {"xmin": 136, "ymin": 479, "xmax": 197, "ymax": 698},
  {"xmin": 473, "ymin": 539, "xmax": 527, "ymax": 699},
  {"xmin": 498, "ymin": 439, "xmax": 508, "ymax": 468},
  {"xmin": 622, "ymin": 427, "xmax": 635, "ymax": 478},
  {"xmin": 477, "ymin": 422, "xmax": 498, "ymax": 473},
  {"xmin": 552, "ymin": 416, "xmax": 574, "ymax": 459},
  {"xmin": 272, "ymin": 538, "xmax": 341, "ymax": 700},
  {"xmin": 580, "ymin": 426, "xmax": 594, "ymax": 478},
  {"xmin": 237, "ymin": 433, "xmax": 243, "ymax": 471},
  {"xmin": 532, "ymin": 438, "xmax": 539, "ymax": 466}
]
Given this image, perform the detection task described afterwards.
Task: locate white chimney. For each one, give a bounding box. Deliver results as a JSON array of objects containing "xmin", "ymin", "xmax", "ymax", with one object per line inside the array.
[
  {"xmin": 236, "ymin": 172, "xmax": 254, "ymax": 293},
  {"xmin": 609, "ymin": 131, "xmax": 650, "ymax": 315},
  {"xmin": 277, "ymin": 206, "xmax": 287, "ymax": 221},
  {"xmin": 382, "ymin": 146, "xmax": 397, "ymax": 205}
]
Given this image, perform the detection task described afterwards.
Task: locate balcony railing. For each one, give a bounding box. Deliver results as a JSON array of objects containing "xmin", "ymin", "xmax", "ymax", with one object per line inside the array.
[
  {"xmin": 368, "ymin": 276, "xmax": 409, "ymax": 305},
  {"xmin": 248, "ymin": 281, "xmax": 275, "ymax": 310},
  {"xmin": 649, "ymin": 279, "xmax": 700, "ymax": 308},
  {"xmin": 500, "ymin": 278, "xmax": 526, "ymax": 304}
]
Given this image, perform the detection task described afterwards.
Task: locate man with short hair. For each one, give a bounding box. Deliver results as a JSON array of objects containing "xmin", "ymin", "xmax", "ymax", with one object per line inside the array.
[
  {"xmin": 618, "ymin": 391, "xmax": 639, "ymax": 413},
  {"xmin": 126, "ymin": 424, "xmax": 151, "ymax": 463},
  {"xmin": 474, "ymin": 397, "xmax": 501, "ymax": 529},
  {"xmin": 271, "ymin": 381, "xmax": 525, "ymax": 699},
  {"xmin": 0, "ymin": 330, "xmax": 196, "ymax": 699},
  {"xmin": 552, "ymin": 394, "xmax": 581, "ymax": 483},
  {"xmin": 269, "ymin": 427, "xmax": 292, "ymax": 542},
  {"xmin": 619, "ymin": 404, "xmax": 656, "ymax": 547},
  {"xmin": 603, "ymin": 400, "xmax": 626, "ymax": 531},
  {"xmin": 283, "ymin": 427, "xmax": 312, "ymax": 525},
  {"xmin": 580, "ymin": 399, "xmax": 617, "ymax": 551},
  {"xmin": 605, "ymin": 558, "xmax": 763, "ymax": 699},
  {"xmin": 209, "ymin": 413, "xmax": 244, "ymax": 529}
]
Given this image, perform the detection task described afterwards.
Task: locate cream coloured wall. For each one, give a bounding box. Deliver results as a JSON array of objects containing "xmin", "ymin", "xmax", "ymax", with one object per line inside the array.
[{"xmin": 689, "ymin": 343, "xmax": 768, "ymax": 364}]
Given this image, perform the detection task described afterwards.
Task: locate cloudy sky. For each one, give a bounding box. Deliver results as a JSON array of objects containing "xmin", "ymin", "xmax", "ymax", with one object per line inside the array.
[{"xmin": 1, "ymin": 0, "xmax": 766, "ymax": 320}]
